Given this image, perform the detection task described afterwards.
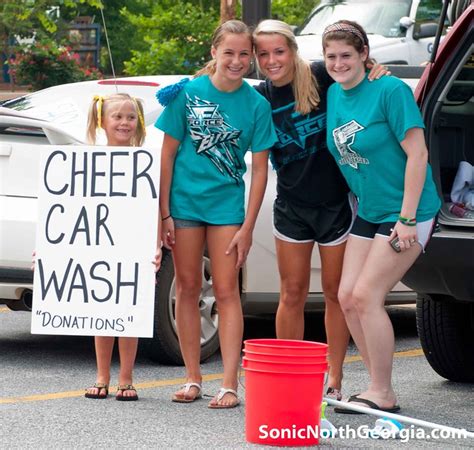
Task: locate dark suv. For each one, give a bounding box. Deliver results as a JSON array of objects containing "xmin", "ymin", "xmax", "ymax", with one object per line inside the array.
[{"xmin": 402, "ymin": 1, "xmax": 474, "ymax": 382}]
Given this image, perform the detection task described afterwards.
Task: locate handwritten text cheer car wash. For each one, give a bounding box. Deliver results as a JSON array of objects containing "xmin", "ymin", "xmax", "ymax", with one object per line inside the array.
[{"xmin": 32, "ymin": 147, "xmax": 159, "ymax": 337}]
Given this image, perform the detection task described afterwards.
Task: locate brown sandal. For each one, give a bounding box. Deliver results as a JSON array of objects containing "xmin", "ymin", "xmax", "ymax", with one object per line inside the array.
[
  {"xmin": 116, "ymin": 384, "xmax": 138, "ymax": 401},
  {"xmin": 84, "ymin": 382, "xmax": 109, "ymax": 399}
]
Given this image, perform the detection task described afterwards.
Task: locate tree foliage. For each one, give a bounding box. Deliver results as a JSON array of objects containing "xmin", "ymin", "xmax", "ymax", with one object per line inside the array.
[
  {"xmin": 62, "ymin": 0, "xmax": 151, "ymax": 75},
  {"xmin": 1, "ymin": 0, "xmax": 102, "ymax": 84},
  {"xmin": 271, "ymin": 0, "xmax": 318, "ymax": 27},
  {"xmin": 9, "ymin": 37, "xmax": 101, "ymax": 90},
  {"xmin": 123, "ymin": 1, "xmax": 219, "ymax": 76}
]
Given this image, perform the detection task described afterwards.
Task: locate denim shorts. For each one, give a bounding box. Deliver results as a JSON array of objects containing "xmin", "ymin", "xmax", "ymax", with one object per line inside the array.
[{"xmin": 174, "ymin": 218, "xmax": 242, "ymax": 229}]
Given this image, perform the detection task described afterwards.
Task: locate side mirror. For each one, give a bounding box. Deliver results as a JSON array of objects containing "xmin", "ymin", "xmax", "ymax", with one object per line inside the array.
[
  {"xmin": 399, "ymin": 16, "xmax": 414, "ymax": 29},
  {"xmin": 413, "ymin": 22, "xmax": 438, "ymax": 40}
]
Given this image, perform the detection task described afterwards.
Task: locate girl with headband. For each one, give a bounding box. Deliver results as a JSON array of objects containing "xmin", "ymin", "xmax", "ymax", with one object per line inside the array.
[{"xmin": 322, "ymin": 20, "xmax": 440, "ymax": 413}]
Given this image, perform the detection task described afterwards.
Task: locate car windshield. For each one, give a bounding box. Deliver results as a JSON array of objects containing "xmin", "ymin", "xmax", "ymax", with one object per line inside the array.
[
  {"xmin": 0, "ymin": 90, "xmax": 84, "ymax": 125},
  {"xmin": 298, "ymin": 0, "xmax": 412, "ymax": 38}
]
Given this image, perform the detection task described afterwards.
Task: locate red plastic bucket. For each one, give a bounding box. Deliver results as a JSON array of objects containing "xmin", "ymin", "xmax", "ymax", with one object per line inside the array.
[
  {"xmin": 243, "ymin": 339, "xmax": 328, "ymax": 446},
  {"xmin": 243, "ymin": 357, "xmax": 328, "ymax": 374},
  {"xmin": 244, "ymin": 338, "xmax": 328, "ymax": 356},
  {"xmin": 243, "ymin": 349, "xmax": 328, "ymax": 364}
]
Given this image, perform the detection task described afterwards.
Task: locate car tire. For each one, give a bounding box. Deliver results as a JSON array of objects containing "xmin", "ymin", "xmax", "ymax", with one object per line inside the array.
[
  {"xmin": 416, "ymin": 294, "xmax": 474, "ymax": 382},
  {"xmin": 145, "ymin": 248, "xmax": 220, "ymax": 365}
]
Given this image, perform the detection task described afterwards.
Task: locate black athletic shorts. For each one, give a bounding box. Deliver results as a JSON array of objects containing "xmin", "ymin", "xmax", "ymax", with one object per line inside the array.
[{"xmin": 273, "ymin": 194, "xmax": 356, "ymax": 245}]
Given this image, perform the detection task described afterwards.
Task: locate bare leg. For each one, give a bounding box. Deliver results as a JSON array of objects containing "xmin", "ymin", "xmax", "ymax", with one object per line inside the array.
[
  {"xmin": 172, "ymin": 227, "xmax": 206, "ymax": 401},
  {"xmin": 117, "ymin": 337, "xmax": 139, "ymax": 398},
  {"xmin": 319, "ymin": 242, "xmax": 350, "ymax": 391},
  {"xmin": 337, "ymin": 236, "xmax": 373, "ymax": 371},
  {"xmin": 275, "ymin": 238, "xmax": 314, "ymax": 339},
  {"xmin": 85, "ymin": 336, "xmax": 115, "ymax": 397},
  {"xmin": 206, "ymin": 225, "xmax": 242, "ymax": 407},
  {"xmin": 349, "ymin": 236, "xmax": 422, "ymax": 408}
]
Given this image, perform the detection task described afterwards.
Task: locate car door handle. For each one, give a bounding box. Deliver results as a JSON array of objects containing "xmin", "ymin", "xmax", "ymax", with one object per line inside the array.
[{"xmin": 0, "ymin": 144, "xmax": 12, "ymax": 156}]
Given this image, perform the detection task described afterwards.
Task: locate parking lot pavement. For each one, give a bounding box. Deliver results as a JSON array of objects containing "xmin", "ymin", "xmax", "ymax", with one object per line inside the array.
[{"xmin": 1, "ymin": 307, "xmax": 473, "ymax": 448}]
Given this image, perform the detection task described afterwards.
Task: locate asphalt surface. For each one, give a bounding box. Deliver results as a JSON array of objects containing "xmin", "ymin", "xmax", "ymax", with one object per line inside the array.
[{"xmin": 1, "ymin": 306, "xmax": 473, "ymax": 449}]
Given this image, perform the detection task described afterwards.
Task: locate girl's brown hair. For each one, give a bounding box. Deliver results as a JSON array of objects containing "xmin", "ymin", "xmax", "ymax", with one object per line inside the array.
[
  {"xmin": 322, "ymin": 20, "xmax": 371, "ymax": 68},
  {"xmin": 195, "ymin": 20, "xmax": 253, "ymax": 77},
  {"xmin": 254, "ymin": 19, "xmax": 320, "ymax": 115},
  {"xmin": 87, "ymin": 93, "xmax": 146, "ymax": 146}
]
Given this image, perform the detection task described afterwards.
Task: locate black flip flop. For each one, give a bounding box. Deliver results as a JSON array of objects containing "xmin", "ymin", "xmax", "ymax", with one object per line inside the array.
[{"xmin": 335, "ymin": 395, "xmax": 400, "ymax": 414}]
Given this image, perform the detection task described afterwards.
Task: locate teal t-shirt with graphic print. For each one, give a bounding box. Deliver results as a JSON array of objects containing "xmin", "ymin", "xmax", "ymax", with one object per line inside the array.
[
  {"xmin": 326, "ymin": 75, "xmax": 440, "ymax": 223},
  {"xmin": 155, "ymin": 75, "xmax": 277, "ymax": 224}
]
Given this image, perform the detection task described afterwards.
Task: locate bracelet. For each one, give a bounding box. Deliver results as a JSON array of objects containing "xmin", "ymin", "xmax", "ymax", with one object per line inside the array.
[
  {"xmin": 162, "ymin": 214, "xmax": 172, "ymax": 221},
  {"xmin": 398, "ymin": 215, "xmax": 417, "ymax": 226}
]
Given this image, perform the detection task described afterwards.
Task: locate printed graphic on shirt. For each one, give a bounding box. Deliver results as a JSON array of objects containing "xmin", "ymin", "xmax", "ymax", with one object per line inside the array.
[
  {"xmin": 272, "ymin": 102, "xmax": 326, "ymax": 169},
  {"xmin": 332, "ymin": 120, "xmax": 369, "ymax": 169},
  {"xmin": 186, "ymin": 94, "xmax": 243, "ymax": 184}
]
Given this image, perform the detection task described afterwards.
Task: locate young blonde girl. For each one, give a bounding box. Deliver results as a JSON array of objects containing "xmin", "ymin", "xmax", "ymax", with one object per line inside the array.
[
  {"xmin": 85, "ymin": 93, "xmax": 162, "ymax": 401},
  {"xmin": 156, "ymin": 20, "xmax": 276, "ymax": 408}
]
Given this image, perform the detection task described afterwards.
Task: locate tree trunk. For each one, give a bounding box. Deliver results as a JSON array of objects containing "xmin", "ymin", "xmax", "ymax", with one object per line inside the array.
[{"xmin": 220, "ymin": 0, "xmax": 236, "ymax": 23}]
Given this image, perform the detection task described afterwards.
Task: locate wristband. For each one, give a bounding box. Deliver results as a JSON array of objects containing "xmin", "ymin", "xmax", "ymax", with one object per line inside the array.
[
  {"xmin": 398, "ymin": 215, "xmax": 417, "ymax": 226},
  {"xmin": 162, "ymin": 214, "xmax": 172, "ymax": 221}
]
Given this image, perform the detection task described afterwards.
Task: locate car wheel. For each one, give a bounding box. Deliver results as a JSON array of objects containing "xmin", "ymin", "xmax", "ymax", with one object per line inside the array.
[
  {"xmin": 145, "ymin": 249, "xmax": 220, "ymax": 365},
  {"xmin": 416, "ymin": 294, "xmax": 474, "ymax": 382}
]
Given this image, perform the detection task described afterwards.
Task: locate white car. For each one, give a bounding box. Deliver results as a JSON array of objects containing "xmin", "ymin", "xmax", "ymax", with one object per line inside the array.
[
  {"xmin": 0, "ymin": 76, "xmax": 415, "ymax": 364},
  {"xmin": 295, "ymin": 0, "xmax": 444, "ymax": 66}
]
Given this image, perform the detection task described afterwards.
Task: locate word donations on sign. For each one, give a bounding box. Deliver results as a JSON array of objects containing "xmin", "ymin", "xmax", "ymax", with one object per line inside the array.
[{"xmin": 32, "ymin": 146, "xmax": 159, "ymax": 338}]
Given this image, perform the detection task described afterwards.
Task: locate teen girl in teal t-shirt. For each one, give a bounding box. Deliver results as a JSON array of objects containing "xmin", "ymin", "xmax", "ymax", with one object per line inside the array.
[
  {"xmin": 323, "ymin": 20, "xmax": 440, "ymax": 415},
  {"xmin": 155, "ymin": 20, "xmax": 276, "ymax": 409}
]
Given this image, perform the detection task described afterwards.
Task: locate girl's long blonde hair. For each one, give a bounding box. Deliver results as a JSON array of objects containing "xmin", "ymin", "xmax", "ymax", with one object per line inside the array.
[
  {"xmin": 195, "ymin": 20, "xmax": 253, "ymax": 78},
  {"xmin": 254, "ymin": 19, "xmax": 320, "ymax": 115},
  {"xmin": 86, "ymin": 93, "xmax": 146, "ymax": 146}
]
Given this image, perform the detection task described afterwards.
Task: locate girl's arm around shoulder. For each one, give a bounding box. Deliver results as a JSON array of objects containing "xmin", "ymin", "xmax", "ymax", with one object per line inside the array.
[
  {"xmin": 312, "ymin": 60, "xmax": 335, "ymax": 90},
  {"xmin": 251, "ymin": 95, "xmax": 278, "ymax": 151}
]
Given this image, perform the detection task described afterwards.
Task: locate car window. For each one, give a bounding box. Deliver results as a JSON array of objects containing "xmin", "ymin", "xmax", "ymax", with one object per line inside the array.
[
  {"xmin": 298, "ymin": 0, "xmax": 411, "ymax": 38},
  {"xmin": 415, "ymin": 0, "xmax": 443, "ymax": 22},
  {"xmin": 414, "ymin": 0, "xmax": 446, "ymax": 33},
  {"xmin": 0, "ymin": 95, "xmax": 81, "ymax": 125},
  {"xmin": 445, "ymin": 51, "xmax": 474, "ymax": 104}
]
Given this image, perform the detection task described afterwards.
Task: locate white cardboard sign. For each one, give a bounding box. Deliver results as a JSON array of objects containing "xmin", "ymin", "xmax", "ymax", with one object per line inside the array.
[{"xmin": 31, "ymin": 146, "xmax": 159, "ymax": 337}]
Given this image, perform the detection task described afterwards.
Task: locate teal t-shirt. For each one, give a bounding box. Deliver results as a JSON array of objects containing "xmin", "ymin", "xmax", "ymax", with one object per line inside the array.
[
  {"xmin": 155, "ymin": 76, "xmax": 277, "ymax": 224},
  {"xmin": 326, "ymin": 75, "xmax": 440, "ymax": 223}
]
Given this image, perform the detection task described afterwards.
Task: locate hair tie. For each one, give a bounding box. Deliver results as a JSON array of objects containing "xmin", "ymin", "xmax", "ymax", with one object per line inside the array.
[
  {"xmin": 93, "ymin": 95, "xmax": 104, "ymax": 129},
  {"xmin": 156, "ymin": 78, "xmax": 190, "ymax": 106}
]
